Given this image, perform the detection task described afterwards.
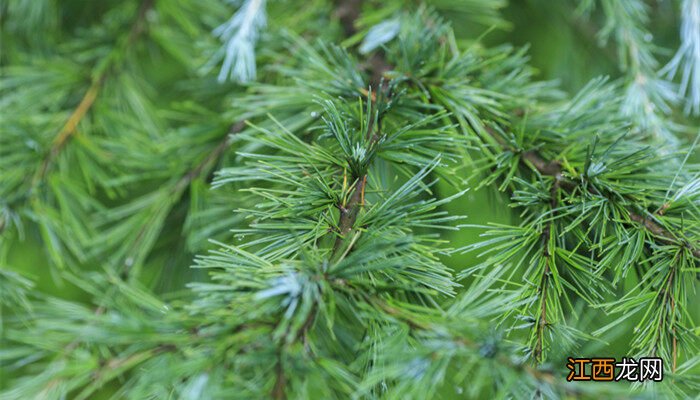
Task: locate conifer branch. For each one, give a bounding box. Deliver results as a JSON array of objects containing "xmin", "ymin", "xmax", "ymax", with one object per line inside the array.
[
  {"xmin": 33, "ymin": 79, "xmax": 102, "ymax": 185},
  {"xmin": 331, "ymin": 96, "xmax": 378, "ymax": 258},
  {"xmin": 3, "ymin": 3, "xmax": 699, "ymax": 399},
  {"xmin": 656, "ymin": 265, "xmax": 678, "ymax": 371},
  {"xmin": 357, "ymin": 11, "xmax": 690, "ymax": 369},
  {"xmin": 31, "ymin": 0, "xmax": 155, "ymax": 187},
  {"xmin": 520, "ymin": 149, "xmax": 700, "ymax": 259},
  {"xmin": 578, "ymin": 0, "xmax": 679, "ymax": 143},
  {"xmin": 362, "ymin": 26, "xmax": 695, "ymax": 367},
  {"xmin": 466, "ymin": 121, "xmax": 698, "ymax": 260},
  {"xmin": 533, "ymin": 177, "xmax": 560, "ymax": 363},
  {"xmin": 118, "ymin": 120, "xmax": 244, "ymax": 278}
]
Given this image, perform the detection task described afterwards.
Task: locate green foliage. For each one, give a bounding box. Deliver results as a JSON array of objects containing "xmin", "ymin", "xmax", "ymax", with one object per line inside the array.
[{"xmin": 1, "ymin": 0, "xmax": 699, "ymax": 399}]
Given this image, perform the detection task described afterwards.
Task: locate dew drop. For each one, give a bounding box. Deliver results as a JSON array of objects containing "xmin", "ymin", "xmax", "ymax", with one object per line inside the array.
[{"xmin": 25, "ymin": 139, "xmax": 39, "ymax": 151}]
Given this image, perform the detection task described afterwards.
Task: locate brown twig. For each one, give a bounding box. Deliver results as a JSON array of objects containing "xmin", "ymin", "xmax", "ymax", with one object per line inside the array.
[
  {"xmin": 334, "ymin": 0, "xmax": 391, "ymax": 90},
  {"xmin": 533, "ymin": 168, "xmax": 561, "ymax": 363},
  {"xmin": 521, "ymin": 151, "xmax": 563, "ymax": 177},
  {"xmin": 33, "ymin": 81, "xmax": 103, "ymax": 185},
  {"xmin": 367, "ymin": 53, "xmax": 392, "ymax": 90},
  {"xmin": 174, "ymin": 120, "xmax": 245, "ymax": 193},
  {"xmin": 335, "ymin": 0, "xmax": 362, "ymax": 36},
  {"xmin": 272, "ymin": 349, "xmax": 287, "ymax": 400},
  {"xmin": 332, "ymin": 175, "xmax": 367, "ymax": 255},
  {"xmin": 656, "ymin": 264, "xmax": 678, "ymax": 372},
  {"xmin": 128, "ymin": 0, "xmax": 155, "ymax": 43},
  {"xmin": 534, "ymin": 256, "xmax": 550, "ymax": 363}
]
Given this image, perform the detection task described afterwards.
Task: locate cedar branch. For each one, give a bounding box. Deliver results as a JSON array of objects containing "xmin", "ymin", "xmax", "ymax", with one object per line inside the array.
[
  {"xmin": 120, "ymin": 120, "xmax": 244, "ymax": 277},
  {"xmin": 32, "ymin": 0, "xmax": 155, "ymax": 187},
  {"xmin": 520, "ymin": 150, "xmax": 700, "ymax": 259},
  {"xmin": 359, "ymin": 22, "xmax": 699, "ymax": 260},
  {"xmin": 533, "ymin": 175, "xmax": 560, "ymax": 363}
]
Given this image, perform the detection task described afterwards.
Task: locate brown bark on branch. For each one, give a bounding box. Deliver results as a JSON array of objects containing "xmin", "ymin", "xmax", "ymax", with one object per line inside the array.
[{"xmin": 335, "ymin": 0, "xmax": 362, "ymax": 36}]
